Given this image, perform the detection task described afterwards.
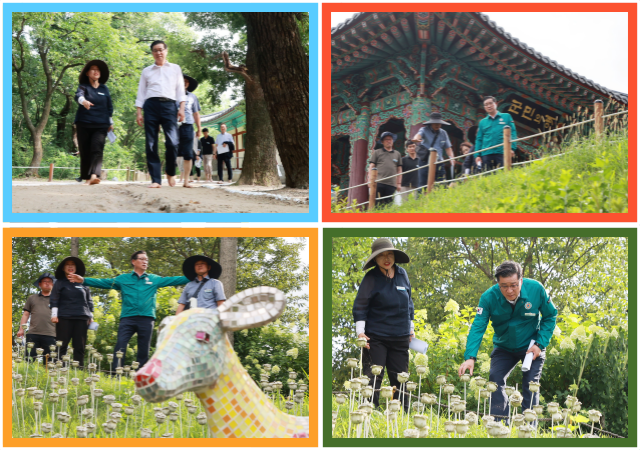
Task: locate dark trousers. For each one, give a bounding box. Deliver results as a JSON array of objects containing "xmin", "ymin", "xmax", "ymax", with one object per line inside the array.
[
  {"xmin": 489, "ymin": 346, "xmax": 545, "ymax": 422},
  {"xmin": 143, "ymin": 98, "xmax": 179, "ymax": 184},
  {"xmin": 375, "ymin": 183, "xmax": 396, "ymax": 207},
  {"xmin": 112, "ymin": 316, "xmax": 155, "ymax": 371},
  {"xmin": 76, "ymin": 123, "xmax": 108, "ymax": 180},
  {"xmin": 25, "ymin": 333, "xmax": 57, "ymax": 365},
  {"xmin": 418, "ymin": 163, "xmax": 446, "ymax": 192},
  {"xmin": 217, "ymin": 152, "xmax": 233, "ymax": 181},
  {"xmin": 56, "ymin": 318, "xmax": 88, "ymax": 367},
  {"xmin": 482, "ymin": 154, "xmax": 504, "ymax": 171},
  {"xmin": 363, "ymin": 335, "xmax": 410, "ymax": 412},
  {"xmin": 178, "ymin": 124, "xmax": 195, "ymax": 161}
]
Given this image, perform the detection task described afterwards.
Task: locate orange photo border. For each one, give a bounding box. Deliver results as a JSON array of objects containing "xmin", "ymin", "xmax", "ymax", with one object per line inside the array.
[
  {"xmin": 323, "ymin": 3, "xmax": 637, "ymax": 222},
  {"xmin": 3, "ymin": 228, "xmax": 318, "ymax": 447}
]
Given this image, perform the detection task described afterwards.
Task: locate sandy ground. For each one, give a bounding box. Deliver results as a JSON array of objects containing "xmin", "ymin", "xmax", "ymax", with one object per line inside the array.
[{"xmin": 12, "ymin": 180, "xmax": 309, "ymax": 214}]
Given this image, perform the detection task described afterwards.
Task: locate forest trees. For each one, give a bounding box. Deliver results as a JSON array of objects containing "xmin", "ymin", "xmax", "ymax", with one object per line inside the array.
[{"xmin": 187, "ymin": 12, "xmax": 310, "ymax": 188}]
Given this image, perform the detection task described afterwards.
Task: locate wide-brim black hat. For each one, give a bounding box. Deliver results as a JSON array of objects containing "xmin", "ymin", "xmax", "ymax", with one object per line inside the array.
[
  {"xmin": 183, "ymin": 75, "xmax": 199, "ymax": 92},
  {"xmin": 423, "ymin": 112, "xmax": 450, "ymax": 126},
  {"xmin": 55, "ymin": 257, "xmax": 86, "ymax": 280},
  {"xmin": 182, "ymin": 255, "xmax": 222, "ymax": 281},
  {"xmin": 33, "ymin": 271, "xmax": 56, "ymax": 288},
  {"xmin": 79, "ymin": 59, "xmax": 110, "ymax": 85},
  {"xmin": 362, "ymin": 238, "xmax": 410, "ymax": 271}
]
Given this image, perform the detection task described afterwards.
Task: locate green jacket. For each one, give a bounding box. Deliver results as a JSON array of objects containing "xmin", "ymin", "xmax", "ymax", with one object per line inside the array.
[
  {"xmin": 83, "ymin": 271, "xmax": 189, "ymax": 319},
  {"xmin": 475, "ymin": 112, "xmax": 518, "ymax": 156},
  {"xmin": 463, "ymin": 278, "xmax": 557, "ymax": 360}
]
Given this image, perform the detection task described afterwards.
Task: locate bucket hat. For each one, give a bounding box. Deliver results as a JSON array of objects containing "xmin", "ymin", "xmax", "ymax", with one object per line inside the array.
[
  {"xmin": 55, "ymin": 257, "xmax": 86, "ymax": 280},
  {"xmin": 379, "ymin": 131, "xmax": 398, "ymax": 142},
  {"xmin": 79, "ymin": 59, "xmax": 110, "ymax": 85},
  {"xmin": 33, "ymin": 271, "xmax": 56, "ymax": 288},
  {"xmin": 182, "ymin": 255, "xmax": 222, "ymax": 281},
  {"xmin": 423, "ymin": 112, "xmax": 450, "ymax": 125},
  {"xmin": 183, "ymin": 74, "xmax": 199, "ymax": 92},
  {"xmin": 362, "ymin": 238, "xmax": 410, "ymax": 271}
]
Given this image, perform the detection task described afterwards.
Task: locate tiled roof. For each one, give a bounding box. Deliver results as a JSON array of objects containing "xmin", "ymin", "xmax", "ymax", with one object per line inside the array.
[{"xmin": 331, "ymin": 12, "xmax": 627, "ymax": 104}]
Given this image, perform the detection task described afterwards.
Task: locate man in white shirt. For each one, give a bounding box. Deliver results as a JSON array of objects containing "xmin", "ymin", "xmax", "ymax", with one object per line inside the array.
[
  {"xmin": 135, "ymin": 40, "xmax": 186, "ymax": 188},
  {"xmin": 214, "ymin": 123, "xmax": 235, "ymax": 183}
]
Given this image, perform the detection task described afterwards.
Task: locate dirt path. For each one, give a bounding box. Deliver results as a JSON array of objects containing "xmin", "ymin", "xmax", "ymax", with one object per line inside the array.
[{"xmin": 12, "ymin": 181, "xmax": 309, "ymax": 214}]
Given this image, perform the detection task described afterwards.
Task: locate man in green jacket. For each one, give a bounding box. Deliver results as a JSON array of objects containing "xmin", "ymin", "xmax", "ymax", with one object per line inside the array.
[
  {"xmin": 68, "ymin": 251, "xmax": 188, "ymax": 370},
  {"xmin": 458, "ymin": 260, "xmax": 557, "ymax": 420},
  {"xmin": 474, "ymin": 96, "xmax": 518, "ymax": 171}
]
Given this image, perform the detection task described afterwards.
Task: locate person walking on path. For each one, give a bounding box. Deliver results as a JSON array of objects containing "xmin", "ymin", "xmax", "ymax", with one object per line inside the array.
[
  {"xmin": 135, "ymin": 40, "xmax": 186, "ymax": 188},
  {"xmin": 74, "ymin": 60, "xmax": 114, "ymax": 185}
]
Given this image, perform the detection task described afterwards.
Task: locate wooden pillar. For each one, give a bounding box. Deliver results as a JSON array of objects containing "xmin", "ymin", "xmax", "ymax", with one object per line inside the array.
[
  {"xmin": 48, "ymin": 164, "xmax": 54, "ymax": 182},
  {"xmin": 347, "ymin": 103, "xmax": 371, "ymax": 207},
  {"xmin": 368, "ymin": 169, "xmax": 377, "ymax": 210},
  {"xmin": 503, "ymin": 126, "xmax": 512, "ymax": 171},
  {"xmin": 594, "ymin": 99, "xmax": 604, "ymax": 138},
  {"xmin": 427, "ymin": 149, "xmax": 437, "ymax": 193}
]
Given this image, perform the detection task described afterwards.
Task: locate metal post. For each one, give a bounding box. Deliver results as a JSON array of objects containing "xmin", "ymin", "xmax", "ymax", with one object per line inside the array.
[
  {"xmin": 427, "ymin": 149, "xmax": 437, "ymax": 193},
  {"xmin": 48, "ymin": 164, "xmax": 54, "ymax": 182},
  {"xmin": 594, "ymin": 100, "xmax": 604, "ymax": 138},
  {"xmin": 368, "ymin": 170, "xmax": 377, "ymax": 211},
  {"xmin": 503, "ymin": 126, "xmax": 512, "ymax": 171}
]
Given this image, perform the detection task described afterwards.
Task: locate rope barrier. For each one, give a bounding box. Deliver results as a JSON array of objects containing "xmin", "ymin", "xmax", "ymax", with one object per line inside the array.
[
  {"xmin": 342, "ymin": 150, "xmax": 570, "ymax": 209},
  {"xmin": 335, "ymin": 109, "xmax": 628, "ymax": 194},
  {"xmin": 13, "ymin": 166, "xmax": 132, "ymax": 171}
]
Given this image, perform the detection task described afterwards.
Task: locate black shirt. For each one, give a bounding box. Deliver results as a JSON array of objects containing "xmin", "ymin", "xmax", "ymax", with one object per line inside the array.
[
  {"xmin": 50, "ymin": 279, "xmax": 93, "ymax": 319},
  {"xmin": 74, "ymin": 83, "xmax": 113, "ymax": 126},
  {"xmin": 401, "ymin": 155, "xmax": 420, "ymax": 188},
  {"xmin": 352, "ymin": 265, "xmax": 414, "ymax": 338},
  {"xmin": 200, "ymin": 136, "xmax": 215, "ymax": 155}
]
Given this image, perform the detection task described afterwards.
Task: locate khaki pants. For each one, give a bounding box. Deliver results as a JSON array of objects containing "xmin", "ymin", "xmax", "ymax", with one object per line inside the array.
[
  {"xmin": 203, "ymin": 154, "xmax": 213, "ymax": 180},
  {"xmin": 399, "ymin": 186, "xmax": 417, "ymax": 203}
]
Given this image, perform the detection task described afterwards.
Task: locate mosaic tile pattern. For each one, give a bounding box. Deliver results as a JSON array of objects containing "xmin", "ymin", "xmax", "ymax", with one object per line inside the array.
[
  {"xmin": 135, "ymin": 287, "xmax": 309, "ymax": 438},
  {"xmin": 218, "ymin": 286, "xmax": 286, "ymax": 331}
]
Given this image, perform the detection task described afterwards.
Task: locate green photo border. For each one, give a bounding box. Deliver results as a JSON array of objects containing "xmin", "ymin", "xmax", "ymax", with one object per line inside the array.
[{"xmin": 323, "ymin": 228, "xmax": 636, "ymax": 447}]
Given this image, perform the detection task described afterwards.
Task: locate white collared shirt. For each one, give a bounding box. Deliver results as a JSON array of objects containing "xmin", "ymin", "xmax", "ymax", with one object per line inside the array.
[{"xmin": 134, "ymin": 61, "xmax": 186, "ymax": 108}]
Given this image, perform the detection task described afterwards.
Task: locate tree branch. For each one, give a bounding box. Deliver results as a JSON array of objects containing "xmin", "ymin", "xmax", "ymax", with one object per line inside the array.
[{"xmin": 221, "ymin": 51, "xmax": 252, "ymax": 83}]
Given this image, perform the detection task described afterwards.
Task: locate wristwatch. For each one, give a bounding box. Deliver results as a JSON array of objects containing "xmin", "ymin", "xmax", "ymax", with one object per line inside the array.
[
  {"xmin": 534, "ymin": 342, "xmax": 544, "ymax": 350},
  {"xmin": 469, "ymin": 356, "xmax": 477, "ymax": 361}
]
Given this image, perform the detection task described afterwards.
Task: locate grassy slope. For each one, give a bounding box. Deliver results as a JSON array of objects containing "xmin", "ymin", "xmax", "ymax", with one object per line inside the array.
[{"xmin": 341, "ymin": 131, "xmax": 628, "ymax": 214}]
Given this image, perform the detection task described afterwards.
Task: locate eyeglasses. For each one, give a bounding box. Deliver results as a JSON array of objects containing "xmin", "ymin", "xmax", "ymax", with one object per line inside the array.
[
  {"xmin": 151, "ymin": 48, "xmax": 166, "ymax": 53},
  {"xmin": 499, "ymin": 283, "xmax": 519, "ymax": 291},
  {"xmin": 135, "ymin": 258, "xmax": 149, "ymax": 262}
]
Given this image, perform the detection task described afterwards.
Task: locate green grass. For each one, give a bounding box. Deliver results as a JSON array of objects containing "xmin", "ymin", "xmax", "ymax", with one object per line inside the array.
[
  {"xmin": 330, "ymin": 397, "xmax": 606, "ymax": 439},
  {"xmin": 11, "ymin": 360, "xmax": 309, "ymax": 438},
  {"xmin": 334, "ymin": 130, "xmax": 628, "ymax": 214}
]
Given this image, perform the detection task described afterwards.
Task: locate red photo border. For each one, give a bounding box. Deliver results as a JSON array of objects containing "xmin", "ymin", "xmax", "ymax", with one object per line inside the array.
[{"xmin": 323, "ymin": 3, "xmax": 636, "ymax": 222}]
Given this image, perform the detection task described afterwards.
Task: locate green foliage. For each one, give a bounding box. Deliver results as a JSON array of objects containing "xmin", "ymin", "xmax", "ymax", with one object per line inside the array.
[
  {"xmin": 12, "ymin": 237, "xmax": 309, "ymax": 362},
  {"xmin": 331, "ymin": 236, "xmax": 628, "ymax": 435},
  {"xmin": 12, "ymin": 12, "xmax": 229, "ymax": 176},
  {"xmin": 234, "ymin": 319, "xmax": 309, "ymax": 384},
  {"xmin": 334, "ymin": 130, "xmax": 628, "ymax": 213}
]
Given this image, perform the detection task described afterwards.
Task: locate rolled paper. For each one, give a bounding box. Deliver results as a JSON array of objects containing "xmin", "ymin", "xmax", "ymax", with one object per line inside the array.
[
  {"xmin": 409, "ymin": 337, "xmax": 429, "ymax": 354},
  {"xmin": 521, "ymin": 340, "xmax": 536, "ymax": 372}
]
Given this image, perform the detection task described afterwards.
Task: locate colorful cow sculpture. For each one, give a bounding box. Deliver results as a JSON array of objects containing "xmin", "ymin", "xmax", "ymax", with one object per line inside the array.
[{"xmin": 135, "ymin": 286, "xmax": 309, "ymax": 438}]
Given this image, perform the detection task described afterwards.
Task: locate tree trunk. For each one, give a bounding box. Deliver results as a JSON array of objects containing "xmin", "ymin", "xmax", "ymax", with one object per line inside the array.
[
  {"xmin": 242, "ymin": 13, "xmax": 309, "ymax": 189},
  {"xmin": 237, "ymin": 24, "xmax": 281, "ymax": 187},
  {"xmin": 55, "ymin": 93, "xmax": 73, "ymax": 149},
  {"xmin": 219, "ymin": 237, "xmax": 238, "ymax": 347},
  {"xmin": 70, "ymin": 237, "xmax": 80, "ymax": 257},
  {"xmin": 27, "ymin": 133, "xmax": 45, "ymax": 176}
]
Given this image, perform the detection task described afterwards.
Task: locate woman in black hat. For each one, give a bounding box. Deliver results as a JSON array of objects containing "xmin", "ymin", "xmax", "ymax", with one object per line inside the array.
[
  {"xmin": 50, "ymin": 257, "xmax": 94, "ymax": 366},
  {"xmin": 352, "ymin": 238, "xmax": 414, "ymax": 412},
  {"xmin": 74, "ymin": 59, "xmax": 114, "ymax": 185}
]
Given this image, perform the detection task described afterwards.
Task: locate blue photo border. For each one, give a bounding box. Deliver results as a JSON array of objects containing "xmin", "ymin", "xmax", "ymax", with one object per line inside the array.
[{"xmin": 4, "ymin": 3, "xmax": 318, "ymax": 223}]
